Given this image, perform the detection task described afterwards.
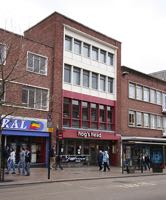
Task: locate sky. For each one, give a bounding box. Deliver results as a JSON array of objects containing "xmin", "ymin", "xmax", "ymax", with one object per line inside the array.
[{"xmin": 0, "ymin": 0, "xmax": 166, "ymax": 74}]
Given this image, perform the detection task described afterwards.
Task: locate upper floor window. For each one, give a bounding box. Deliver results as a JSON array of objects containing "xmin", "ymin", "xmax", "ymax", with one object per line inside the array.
[
  {"xmin": 65, "ymin": 35, "xmax": 72, "ymax": 51},
  {"xmin": 107, "ymin": 53, "xmax": 114, "ymax": 66},
  {"xmin": 27, "ymin": 52, "xmax": 47, "ymax": 75},
  {"xmin": 92, "ymin": 46, "xmax": 98, "ymax": 61},
  {"xmin": 163, "ymin": 93, "xmax": 166, "ymax": 112},
  {"xmin": 0, "ymin": 44, "xmax": 6, "ymax": 65},
  {"xmin": 22, "ymin": 86, "xmax": 48, "ymax": 110},
  {"xmin": 157, "ymin": 115, "xmax": 162, "ymax": 129},
  {"xmin": 100, "ymin": 50, "xmax": 106, "ymax": 63},
  {"xmin": 143, "ymin": 87, "xmax": 150, "ymax": 102},
  {"xmin": 83, "ymin": 70, "xmax": 89, "ymax": 88},
  {"xmin": 129, "ymin": 111, "xmax": 135, "ymax": 126},
  {"xmin": 136, "ymin": 85, "xmax": 143, "ymax": 100},
  {"xmin": 129, "ymin": 83, "xmax": 135, "ymax": 99},
  {"xmin": 73, "ymin": 67, "xmax": 80, "ymax": 85},
  {"xmin": 108, "ymin": 77, "xmax": 114, "ymax": 93},
  {"xmin": 92, "ymin": 72, "xmax": 98, "ymax": 90},
  {"xmin": 136, "ymin": 112, "xmax": 142, "ymax": 127},
  {"xmin": 64, "ymin": 64, "xmax": 71, "ymax": 83},
  {"xmin": 150, "ymin": 114, "xmax": 156, "ymax": 129},
  {"xmin": 74, "ymin": 39, "xmax": 81, "ymax": 55},
  {"xmin": 0, "ymin": 81, "xmax": 5, "ymax": 101},
  {"xmin": 100, "ymin": 75, "xmax": 106, "ymax": 91},
  {"xmin": 144, "ymin": 113, "xmax": 149, "ymax": 128},
  {"xmin": 83, "ymin": 43, "xmax": 90, "ymax": 58},
  {"xmin": 150, "ymin": 89, "xmax": 156, "ymax": 104},
  {"xmin": 156, "ymin": 91, "xmax": 162, "ymax": 105}
]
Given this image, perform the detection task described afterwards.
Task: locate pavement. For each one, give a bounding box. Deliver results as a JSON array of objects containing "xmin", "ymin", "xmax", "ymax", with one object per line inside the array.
[{"xmin": 0, "ymin": 166, "xmax": 166, "ymax": 187}]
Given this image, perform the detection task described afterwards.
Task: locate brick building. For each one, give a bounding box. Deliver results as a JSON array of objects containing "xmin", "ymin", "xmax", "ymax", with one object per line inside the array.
[
  {"xmin": 24, "ymin": 12, "xmax": 122, "ymax": 166},
  {"xmin": 0, "ymin": 28, "xmax": 53, "ymax": 165},
  {"xmin": 120, "ymin": 66, "xmax": 166, "ymax": 171}
]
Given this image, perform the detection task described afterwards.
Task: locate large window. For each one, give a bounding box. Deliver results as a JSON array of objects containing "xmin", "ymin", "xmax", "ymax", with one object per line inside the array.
[
  {"xmin": 129, "ymin": 83, "xmax": 135, "ymax": 99},
  {"xmin": 27, "ymin": 52, "xmax": 47, "ymax": 75},
  {"xmin": 82, "ymin": 102, "xmax": 89, "ymax": 128},
  {"xmin": 99, "ymin": 105, "xmax": 106, "ymax": 130},
  {"xmin": 143, "ymin": 87, "xmax": 150, "ymax": 102},
  {"xmin": 163, "ymin": 94, "xmax": 166, "ymax": 112},
  {"xmin": 0, "ymin": 44, "xmax": 6, "ymax": 65},
  {"xmin": 157, "ymin": 116, "xmax": 162, "ymax": 129},
  {"xmin": 107, "ymin": 106, "xmax": 113, "ymax": 130},
  {"xmin": 91, "ymin": 103, "xmax": 98, "ymax": 129},
  {"xmin": 100, "ymin": 50, "xmax": 106, "ymax": 63},
  {"xmin": 100, "ymin": 75, "xmax": 106, "ymax": 91},
  {"xmin": 92, "ymin": 73, "xmax": 98, "ymax": 90},
  {"xmin": 63, "ymin": 98, "xmax": 71, "ymax": 127},
  {"xmin": 64, "ymin": 64, "xmax": 71, "ymax": 83},
  {"xmin": 107, "ymin": 53, "xmax": 114, "ymax": 66},
  {"xmin": 144, "ymin": 113, "xmax": 149, "ymax": 128},
  {"xmin": 83, "ymin": 70, "xmax": 89, "ymax": 87},
  {"xmin": 72, "ymin": 100, "xmax": 80, "ymax": 128},
  {"xmin": 136, "ymin": 112, "xmax": 142, "ymax": 127},
  {"xmin": 156, "ymin": 91, "xmax": 162, "ymax": 105},
  {"xmin": 22, "ymin": 86, "xmax": 48, "ymax": 110},
  {"xmin": 150, "ymin": 114, "xmax": 156, "ymax": 129},
  {"xmin": 150, "ymin": 89, "xmax": 156, "ymax": 104},
  {"xmin": 108, "ymin": 77, "xmax": 113, "ymax": 93},
  {"xmin": 92, "ymin": 46, "xmax": 98, "ymax": 61},
  {"xmin": 73, "ymin": 67, "xmax": 80, "ymax": 85},
  {"xmin": 74, "ymin": 39, "xmax": 81, "ymax": 55},
  {"xmin": 136, "ymin": 85, "xmax": 143, "ymax": 100},
  {"xmin": 65, "ymin": 35, "xmax": 72, "ymax": 51},
  {"xmin": 129, "ymin": 111, "xmax": 135, "ymax": 126},
  {"xmin": 83, "ymin": 43, "xmax": 90, "ymax": 58}
]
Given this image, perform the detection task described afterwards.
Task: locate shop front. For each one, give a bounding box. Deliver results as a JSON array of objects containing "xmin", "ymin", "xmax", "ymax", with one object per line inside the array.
[
  {"xmin": 58, "ymin": 129, "xmax": 120, "ymax": 167},
  {"xmin": 1, "ymin": 116, "xmax": 50, "ymax": 166},
  {"xmin": 121, "ymin": 137, "xmax": 166, "ymax": 173}
]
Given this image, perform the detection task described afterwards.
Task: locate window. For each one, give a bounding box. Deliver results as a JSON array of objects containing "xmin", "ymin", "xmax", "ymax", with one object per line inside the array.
[
  {"xmin": 129, "ymin": 111, "xmax": 135, "ymax": 126},
  {"xmin": 108, "ymin": 77, "xmax": 113, "ymax": 93},
  {"xmin": 91, "ymin": 103, "xmax": 98, "ymax": 129},
  {"xmin": 150, "ymin": 89, "xmax": 156, "ymax": 104},
  {"xmin": 99, "ymin": 105, "xmax": 106, "ymax": 130},
  {"xmin": 0, "ymin": 44, "xmax": 6, "ymax": 65},
  {"xmin": 27, "ymin": 52, "xmax": 47, "ymax": 75},
  {"xmin": 74, "ymin": 39, "xmax": 81, "ymax": 55},
  {"xmin": 143, "ymin": 87, "xmax": 150, "ymax": 102},
  {"xmin": 136, "ymin": 112, "xmax": 142, "ymax": 127},
  {"xmin": 0, "ymin": 81, "xmax": 5, "ymax": 101},
  {"xmin": 107, "ymin": 106, "xmax": 113, "ymax": 130},
  {"xmin": 157, "ymin": 116, "xmax": 162, "ymax": 129},
  {"xmin": 64, "ymin": 64, "xmax": 71, "ymax": 83},
  {"xmin": 100, "ymin": 50, "xmax": 106, "ymax": 63},
  {"xmin": 73, "ymin": 67, "xmax": 80, "ymax": 85},
  {"xmin": 92, "ymin": 46, "xmax": 98, "ymax": 61},
  {"xmin": 83, "ymin": 43, "xmax": 90, "ymax": 58},
  {"xmin": 100, "ymin": 75, "xmax": 106, "ymax": 91},
  {"xmin": 107, "ymin": 53, "xmax": 114, "ymax": 66},
  {"xmin": 163, "ymin": 94, "xmax": 166, "ymax": 112},
  {"xmin": 22, "ymin": 86, "xmax": 48, "ymax": 110},
  {"xmin": 150, "ymin": 114, "xmax": 156, "ymax": 129},
  {"xmin": 65, "ymin": 35, "xmax": 72, "ymax": 51},
  {"xmin": 163, "ymin": 117, "xmax": 166, "ymax": 132},
  {"xmin": 144, "ymin": 113, "xmax": 149, "ymax": 128},
  {"xmin": 83, "ymin": 70, "xmax": 89, "ymax": 87},
  {"xmin": 136, "ymin": 85, "xmax": 143, "ymax": 100},
  {"xmin": 63, "ymin": 98, "xmax": 71, "ymax": 127},
  {"xmin": 82, "ymin": 102, "xmax": 89, "ymax": 128},
  {"xmin": 92, "ymin": 73, "xmax": 98, "ymax": 90},
  {"xmin": 156, "ymin": 91, "xmax": 162, "ymax": 105},
  {"xmin": 129, "ymin": 83, "xmax": 135, "ymax": 99},
  {"xmin": 72, "ymin": 100, "xmax": 80, "ymax": 127}
]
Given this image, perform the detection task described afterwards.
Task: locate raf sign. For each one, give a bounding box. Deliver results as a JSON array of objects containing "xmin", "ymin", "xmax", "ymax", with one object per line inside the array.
[{"xmin": 77, "ymin": 131, "xmax": 102, "ymax": 138}]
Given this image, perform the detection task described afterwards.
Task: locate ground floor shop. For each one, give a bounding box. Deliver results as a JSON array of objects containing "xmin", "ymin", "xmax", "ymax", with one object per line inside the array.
[
  {"xmin": 58, "ymin": 128, "xmax": 120, "ymax": 166},
  {"xmin": 121, "ymin": 137, "xmax": 166, "ymax": 173},
  {"xmin": 1, "ymin": 116, "xmax": 50, "ymax": 166}
]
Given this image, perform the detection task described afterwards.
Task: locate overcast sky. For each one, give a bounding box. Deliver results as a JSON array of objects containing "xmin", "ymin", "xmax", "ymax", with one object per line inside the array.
[{"xmin": 0, "ymin": 0, "xmax": 166, "ymax": 74}]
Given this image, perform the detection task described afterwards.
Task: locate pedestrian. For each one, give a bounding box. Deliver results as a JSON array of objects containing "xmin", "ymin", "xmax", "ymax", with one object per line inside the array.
[
  {"xmin": 50, "ymin": 146, "xmax": 55, "ymax": 169},
  {"xmin": 103, "ymin": 151, "xmax": 110, "ymax": 172},
  {"xmin": 7, "ymin": 148, "xmax": 16, "ymax": 174},
  {"xmin": 145, "ymin": 154, "xmax": 151, "ymax": 171},
  {"xmin": 97, "ymin": 150, "xmax": 103, "ymax": 171},
  {"xmin": 4, "ymin": 146, "xmax": 10, "ymax": 174},
  {"xmin": 18, "ymin": 147, "xmax": 26, "ymax": 175},
  {"xmin": 25, "ymin": 147, "xmax": 31, "ymax": 176},
  {"xmin": 55, "ymin": 154, "xmax": 63, "ymax": 170}
]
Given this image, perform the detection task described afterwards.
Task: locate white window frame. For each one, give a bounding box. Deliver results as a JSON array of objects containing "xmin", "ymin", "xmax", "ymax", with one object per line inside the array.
[
  {"xmin": 65, "ymin": 35, "xmax": 72, "ymax": 51},
  {"xmin": 27, "ymin": 51, "xmax": 48, "ymax": 75},
  {"xmin": 156, "ymin": 91, "xmax": 162, "ymax": 105},
  {"xmin": 143, "ymin": 87, "xmax": 150, "ymax": 102},
  {"xmin": 162, "ymin": 93, "xmax": 166, "ymax": 112},
  {"xmin": 128, "ymin": 111, "xmax": 135, "ymax": 127},
  {"xmin": 150, "ymin": 89, "xmax": 156, "ymax": 104},
  {"xmin": 143, "ymin": 113, "xmax": 149, "ymax": 128},
  {"xmin": 136, "ymin": 85, "xmax": 143, "ymax": 100},
  {"xmin": 136, "ymin": 112, "xmax": 142, "ymax": 127},
  {"xmin": 129, "ymin": 83, "xmax": 136, "ymax": 99}
]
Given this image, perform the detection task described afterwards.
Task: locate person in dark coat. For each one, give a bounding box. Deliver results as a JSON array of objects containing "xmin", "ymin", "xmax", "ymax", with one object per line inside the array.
[
  {"xmin": 97, "ymin": 150, "xmax": 103, "ymax": 171},
  {"xmin": 55, "ymin": 154, "xmax": 63, "ymax": 170}
]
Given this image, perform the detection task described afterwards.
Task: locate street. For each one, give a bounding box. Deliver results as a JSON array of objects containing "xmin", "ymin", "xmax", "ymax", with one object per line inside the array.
[{"xmin": 1, "ymin": 175, "xmax": 166, "ymax": 200}]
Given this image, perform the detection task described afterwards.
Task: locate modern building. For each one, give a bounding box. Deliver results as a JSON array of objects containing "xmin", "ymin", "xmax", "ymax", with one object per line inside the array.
[
  {"xmin": 0, "ymin": 28, "xmax": 53, "ymax": 165},
  {"xmin": 120, "ymin": 66, "xmax": 166, "ymax": 170},
  {"xmin": 24, "ymin": 12, "xmax": 122, "ymax": 166}
]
